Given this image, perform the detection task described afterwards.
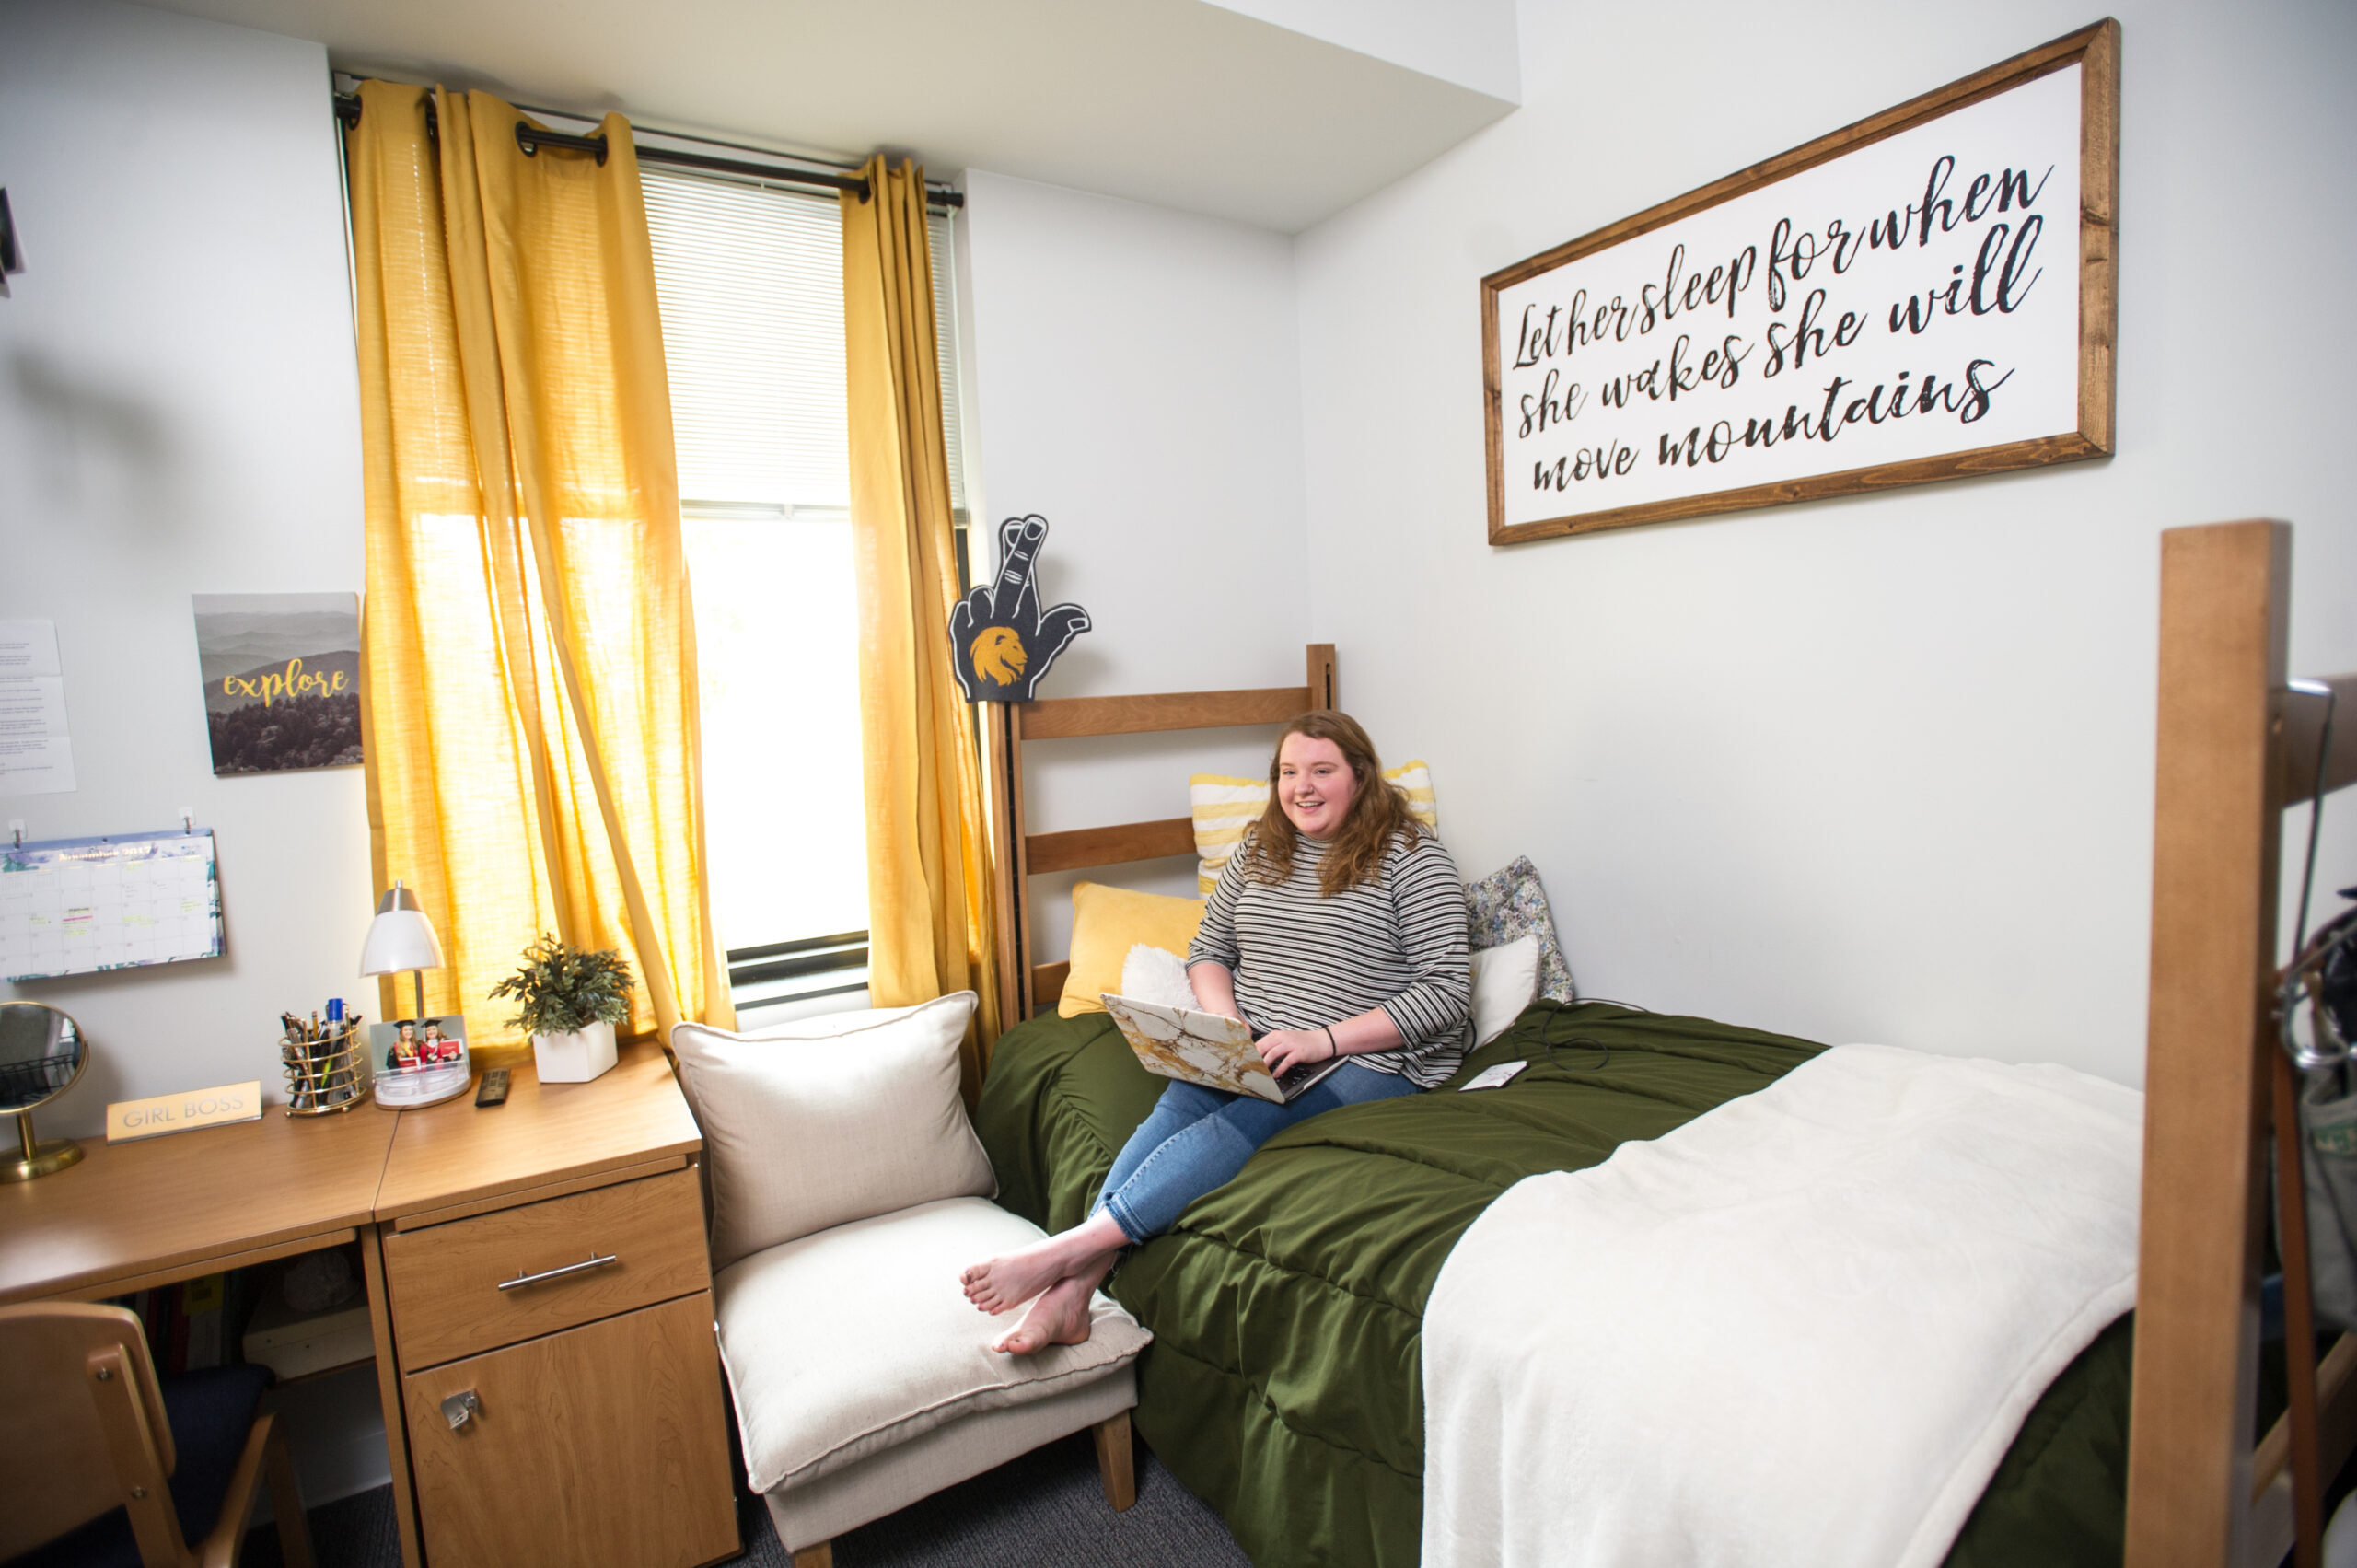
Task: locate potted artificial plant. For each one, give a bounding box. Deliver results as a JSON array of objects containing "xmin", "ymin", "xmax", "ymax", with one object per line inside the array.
[{"xmin": 490, "ymin": 934, "xmax": 634, "ymax": 1084}]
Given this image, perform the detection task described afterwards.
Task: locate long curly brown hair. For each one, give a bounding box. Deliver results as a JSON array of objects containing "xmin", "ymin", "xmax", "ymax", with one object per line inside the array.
[{"xmin": 1238, "ymin": 710, "xmax": 1423, "ymax": 897}]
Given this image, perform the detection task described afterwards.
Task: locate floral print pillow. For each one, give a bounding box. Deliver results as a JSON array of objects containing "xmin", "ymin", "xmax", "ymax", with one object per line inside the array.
[{"xmin": 1465, "ymin": 856, "xmax": 1576, "ymax": 1003}]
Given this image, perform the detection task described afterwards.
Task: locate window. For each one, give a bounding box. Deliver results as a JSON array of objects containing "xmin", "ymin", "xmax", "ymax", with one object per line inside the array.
[{"xmin": 644, "ymin": 167, "xmax": 968, "ymax": 1017}]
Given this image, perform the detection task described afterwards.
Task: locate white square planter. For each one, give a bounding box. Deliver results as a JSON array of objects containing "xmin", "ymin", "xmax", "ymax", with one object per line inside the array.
[{"xmin": 532, "ymin": 1019, "xmax": 618, "ymax": 1084}]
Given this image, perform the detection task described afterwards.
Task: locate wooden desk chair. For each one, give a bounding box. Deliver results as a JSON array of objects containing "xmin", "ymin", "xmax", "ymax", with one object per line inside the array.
[{"xmin": 0, "ymin": 1302, "xmax": 315, "ymax": 1568}]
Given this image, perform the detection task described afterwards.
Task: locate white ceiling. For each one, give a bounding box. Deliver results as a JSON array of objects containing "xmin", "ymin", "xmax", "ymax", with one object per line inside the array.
[{"xmin": 134, "ymin": 0, "xmax": 1520, "ymax": 233}]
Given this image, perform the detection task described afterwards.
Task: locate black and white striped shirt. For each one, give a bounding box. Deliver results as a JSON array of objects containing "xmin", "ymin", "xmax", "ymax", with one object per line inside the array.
[{"xmin": 1188, "ymin": 828, "xmax": 1471, "ymax": 1088}]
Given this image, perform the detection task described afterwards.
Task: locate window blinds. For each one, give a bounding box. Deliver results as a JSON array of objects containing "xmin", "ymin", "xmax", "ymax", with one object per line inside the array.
[{"xmin": 642, "ymin": 167, "xmax": 967, "ymax": 516}]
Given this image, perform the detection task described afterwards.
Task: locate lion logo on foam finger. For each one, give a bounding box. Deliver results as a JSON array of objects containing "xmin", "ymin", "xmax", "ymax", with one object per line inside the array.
[
  {"xmin": 947, "ymin": 514, "xmax": 1090, "ymax": 703},
  {"xmin": 970, "ymin": 627, "xmax": 1028, "ymax": 688}
]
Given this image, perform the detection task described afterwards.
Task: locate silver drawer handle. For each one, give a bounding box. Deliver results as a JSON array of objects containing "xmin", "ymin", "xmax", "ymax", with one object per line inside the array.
[{"xmin": 498, "ymin": 1251, "xmax": 619, "ymax": 1292}]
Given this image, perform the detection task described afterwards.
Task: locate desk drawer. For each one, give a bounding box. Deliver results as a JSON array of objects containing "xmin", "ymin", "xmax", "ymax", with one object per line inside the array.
[{"xmin": 383, "ymin": 1166, "xmax": 708, "ymax": 1367}]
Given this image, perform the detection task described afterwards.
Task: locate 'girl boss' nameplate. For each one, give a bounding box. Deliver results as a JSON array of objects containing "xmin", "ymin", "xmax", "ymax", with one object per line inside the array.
[{"xmin": 107, "ymin": 1080, "xmax": 263, "ymax": 1142}]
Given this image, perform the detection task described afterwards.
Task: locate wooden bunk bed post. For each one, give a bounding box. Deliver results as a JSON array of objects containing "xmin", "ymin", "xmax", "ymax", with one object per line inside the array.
[
  {"xmin": 2126, "ymin": 520, "xmax": 2291, "ymax": 1567},
  {"xmin": 1307, "ymin": 643, "xmax": 1337, "ymax": 711},
  {"xmin": 983, "ymin": 701, "xmax": 1027, "ymax": 1039},
  {"xmin": 983, "ymin": 645, "xmax": 1338, "ymax": 1025}
]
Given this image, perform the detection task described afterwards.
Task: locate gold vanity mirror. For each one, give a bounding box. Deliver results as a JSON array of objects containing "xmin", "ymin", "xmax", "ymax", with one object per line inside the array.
[{"xmin": 0, "ymin": 1001, "xmax": 88, "ymax": 1181}]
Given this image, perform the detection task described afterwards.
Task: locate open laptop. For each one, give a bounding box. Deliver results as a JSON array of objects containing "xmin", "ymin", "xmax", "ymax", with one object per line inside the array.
[{"xmin": 1099, "ymin": 993, "xmax": 1349, "ymax": 1104}]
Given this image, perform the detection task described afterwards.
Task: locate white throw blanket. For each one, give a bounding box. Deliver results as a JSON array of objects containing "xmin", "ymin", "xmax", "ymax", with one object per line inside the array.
[{"xmin": 1421, "ymin": 1043, "xmax": 2141, "ymax": 1568}]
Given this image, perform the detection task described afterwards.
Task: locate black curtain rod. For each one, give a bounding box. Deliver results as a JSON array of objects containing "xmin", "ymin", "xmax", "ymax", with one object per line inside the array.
[{"xmin": 331, "ymin": 92, "xmax": 963, "ymax": 210}]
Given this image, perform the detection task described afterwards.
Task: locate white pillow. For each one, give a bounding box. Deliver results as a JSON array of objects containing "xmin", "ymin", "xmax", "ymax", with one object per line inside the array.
[
  {"xmin": 669, "ymin": 993, "xmax": 993, "ymax": 1271},
  {"xmin": 1118, "ymin": 944, "xmax": 1202, "ymax": 1011},
  {"xmin": 1469, "ymin": 935, "xmax": 1540, "ymax": 1048}
]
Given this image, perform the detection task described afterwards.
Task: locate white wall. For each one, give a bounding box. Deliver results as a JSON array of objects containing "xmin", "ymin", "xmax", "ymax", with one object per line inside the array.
[
  {"xmin": 0, "ymin": 0, "xmax": 384, "ymax": 1504},
  {"xmin": 958, "ymin": 170, "xmax": 1311, "ymax": 961},
  {"xmin": 0, "ymin": 0, "xmax": 371, "ymax": 1131},
  {"xmin": 1291, "ymin": 0, "xmax": 2357, "ymax": 1086},
  {"xmin": 1202, "ymin": 0, "xmax": 1521, "ymax": 104}
]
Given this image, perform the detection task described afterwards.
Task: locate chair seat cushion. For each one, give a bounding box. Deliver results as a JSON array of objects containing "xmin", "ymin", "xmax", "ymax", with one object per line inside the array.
[
  {"xmin": 6, "ymin": 1363, "xmax": 273, "ymax": 1568},
  {"xmin": 714, "ymin": 1197, "xmax": 1150, "ymax": 1495}
]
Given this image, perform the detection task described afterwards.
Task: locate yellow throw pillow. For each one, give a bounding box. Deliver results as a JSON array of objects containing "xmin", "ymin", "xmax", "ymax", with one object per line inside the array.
[
  {"xmin": 1058, "ymin": 882, "xmax": 1206, "ymax": 1018},
  {"xmin": 1188, "ymin": 761, "xmax": 1438, "ymax": 895}
]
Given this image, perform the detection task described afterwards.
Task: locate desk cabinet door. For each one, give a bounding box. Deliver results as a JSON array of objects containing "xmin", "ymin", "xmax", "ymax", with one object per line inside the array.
[{"xmin": 403, "ymin": 1291, "xmax": 737, "ymax": 1568}]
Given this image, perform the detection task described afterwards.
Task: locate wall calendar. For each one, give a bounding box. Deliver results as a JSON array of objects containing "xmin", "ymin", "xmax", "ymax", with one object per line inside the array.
[{"xmin": 0, "ymin": 830, "xmax": 225, "ymax": 982}]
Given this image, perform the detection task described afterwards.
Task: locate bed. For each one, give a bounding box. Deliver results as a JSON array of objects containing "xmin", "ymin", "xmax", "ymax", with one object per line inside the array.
[{"xmin": 970, "ymin": 522, "xmax": 2355, "ymax": 1568}]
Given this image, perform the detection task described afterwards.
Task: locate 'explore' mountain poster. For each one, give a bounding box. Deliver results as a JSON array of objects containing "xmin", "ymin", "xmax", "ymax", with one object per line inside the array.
[{"xmin": 191, "ymin": 593, "xmax": 363, "ymax": 775}]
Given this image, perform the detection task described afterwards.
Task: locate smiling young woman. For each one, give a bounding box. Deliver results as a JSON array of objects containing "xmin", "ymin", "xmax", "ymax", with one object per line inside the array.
[{"xmin": 959, "ymin": 709, "xmax": 1471, "ymax": 1354}]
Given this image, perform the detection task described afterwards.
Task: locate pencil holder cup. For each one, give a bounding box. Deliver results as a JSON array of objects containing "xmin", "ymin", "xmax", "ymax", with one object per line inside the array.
[{"xmin": 282, "ymin": 1026, "xmax": 366, "ymax": 1116}]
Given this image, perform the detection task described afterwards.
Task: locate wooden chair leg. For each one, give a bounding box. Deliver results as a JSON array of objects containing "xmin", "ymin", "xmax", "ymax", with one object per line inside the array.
[
  {"xmin": 261, "ymin": 1417, "xmax": 316, "ymax": 1568},
  {"xmin": 791, "ymin": 1541, "xmax": 832, "ymax": 1568},
  {"xmin": 1094, "ymin": 1411, "xmax": 1136, "ymax": 1512},
  {"xmin": 193, "ymin": 1411, "xmax": 275, "ymax": 1568}
]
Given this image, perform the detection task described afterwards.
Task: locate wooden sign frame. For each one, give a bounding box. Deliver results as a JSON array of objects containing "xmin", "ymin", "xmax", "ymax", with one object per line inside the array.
[{"xmin": 1481, "ymin": 20, "xmax": 2119, "ymax": 545}]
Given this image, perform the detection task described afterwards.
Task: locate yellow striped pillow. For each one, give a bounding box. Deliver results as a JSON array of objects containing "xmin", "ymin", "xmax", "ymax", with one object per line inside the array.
[{"xmin": 1189, "ymin": 761, "xmax": 1438, "ymax": 895}]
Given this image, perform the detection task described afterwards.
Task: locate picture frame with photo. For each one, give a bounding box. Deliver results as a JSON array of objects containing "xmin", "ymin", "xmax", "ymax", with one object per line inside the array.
[{"xmin": 369, "ymin": 1014, "xmax": 471, "ymax": 1109}]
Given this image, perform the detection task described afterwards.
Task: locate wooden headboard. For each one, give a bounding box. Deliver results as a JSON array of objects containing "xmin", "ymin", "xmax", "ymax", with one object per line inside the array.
[
  {"xmin": 2128, "ymin": 520, "xmax": 2357, "ymax": 1568},
  {"xmin": 983, "ymin": 645, "xmax": 1337, "ymax": 1023}
]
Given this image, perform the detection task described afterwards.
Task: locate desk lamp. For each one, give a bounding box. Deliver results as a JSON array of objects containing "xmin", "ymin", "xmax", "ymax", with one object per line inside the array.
[{"xmin": 360, "ymin": 880, "xmax": 445, "ymax": 1022}]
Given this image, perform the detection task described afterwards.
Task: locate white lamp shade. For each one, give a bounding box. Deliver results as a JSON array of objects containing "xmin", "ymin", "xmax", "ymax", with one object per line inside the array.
[{"xmin": 360, "ymin": 907, "xmax": 445, "ymax": 977}]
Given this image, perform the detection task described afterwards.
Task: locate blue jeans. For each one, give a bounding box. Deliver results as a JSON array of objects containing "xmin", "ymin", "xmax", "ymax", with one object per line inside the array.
[{"xmin": 1092, "ymin": 1063, "xmax": 1420, "ymax": 1244}]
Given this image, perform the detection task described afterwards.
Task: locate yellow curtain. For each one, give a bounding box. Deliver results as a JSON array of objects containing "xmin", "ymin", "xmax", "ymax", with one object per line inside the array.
[
  {"xmin": 346, "ymin": 81, "xmax": 734, "ymax": 1052},
  {"xmin": 842, "ymin": 156, "xmax": 1002, "ymax": 1090}
]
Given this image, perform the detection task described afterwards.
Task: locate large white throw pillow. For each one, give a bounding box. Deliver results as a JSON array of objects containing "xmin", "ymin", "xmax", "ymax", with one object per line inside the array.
[
  {"xmin": 670, "ymin": 993, "xmax": 993, "ymax": 1271},
  {"xmin": 1469, "ymin": 935, "xmax": 1540, "ymax": 1047}
]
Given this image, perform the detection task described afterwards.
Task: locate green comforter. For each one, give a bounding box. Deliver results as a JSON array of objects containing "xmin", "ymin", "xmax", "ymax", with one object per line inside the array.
[{"xmin": 976, "ymin": 1001, "xmax": 2131, "ymax": 1568}]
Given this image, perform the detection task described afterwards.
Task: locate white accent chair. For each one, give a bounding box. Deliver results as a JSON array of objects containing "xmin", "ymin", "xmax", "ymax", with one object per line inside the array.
[{"xmin": 670, "ymin": 993, "xmax": 1150, "ymax": 1568}]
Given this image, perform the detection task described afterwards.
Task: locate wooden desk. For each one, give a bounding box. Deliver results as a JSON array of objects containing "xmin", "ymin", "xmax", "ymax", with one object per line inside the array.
[
  {"xmin": 377, "ymin": 1040, "xmax": 700, "ymax": 1226},
  {"xmin": 0, "ymin": 1102, "xmax": 395, "ymax": 1306},
  {"xmin": 371, "ymin": 1044, "xmax": 734, "ymax": 1568},
  {"xmin": 0, "ymin": 1040, "xmax": 738, "ymax": 1568}
]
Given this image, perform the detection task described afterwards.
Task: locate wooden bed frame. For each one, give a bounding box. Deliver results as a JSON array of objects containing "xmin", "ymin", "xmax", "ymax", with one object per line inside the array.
[
  {"xmin": 982, "ymin": 644, "xmax": 1336, "ymax": 1023},
  {"xmin": 2131, "ymin": 519, "xmax": 2357, "ymax": 1568},
  {"xmin": 976, "ymin": 519, "xmax": 2356, "ymax": 1568}
]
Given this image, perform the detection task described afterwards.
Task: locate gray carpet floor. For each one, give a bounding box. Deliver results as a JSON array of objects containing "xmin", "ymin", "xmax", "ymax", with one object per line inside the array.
[{"xmin": 243, "ymin": 1426, "xmax": 1251, "ymax": 1567}]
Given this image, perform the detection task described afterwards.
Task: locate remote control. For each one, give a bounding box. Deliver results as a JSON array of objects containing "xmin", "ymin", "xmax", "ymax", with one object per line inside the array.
[{"xmin": 474, "ymin": 1068, "xmax": 512, "ymax": 1108}]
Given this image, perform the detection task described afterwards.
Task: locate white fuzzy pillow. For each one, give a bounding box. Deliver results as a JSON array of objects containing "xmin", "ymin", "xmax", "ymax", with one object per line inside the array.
[
  {"xmin": 1469, "ymin": 935, "xmax": 1541, "ymax": 1047},
  {"xmin": 1118, "ymin": 944, "xmax": 1202, "ymax": 1011},
  {"xmin": 669, "ymin": 992, "xmax": 993, "ymax": 1271}
]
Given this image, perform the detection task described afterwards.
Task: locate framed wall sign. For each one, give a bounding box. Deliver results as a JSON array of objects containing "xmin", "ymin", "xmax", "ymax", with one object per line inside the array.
[{"xmin": 1481, "ymin": 20, "xmax": 2119, "ymax": 545}]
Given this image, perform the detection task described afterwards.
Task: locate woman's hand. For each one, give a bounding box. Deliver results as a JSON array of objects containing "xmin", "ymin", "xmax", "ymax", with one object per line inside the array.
[{"xmin": 1257, "ymin": 1027, "xmax": 1337, "ymax": 1077}]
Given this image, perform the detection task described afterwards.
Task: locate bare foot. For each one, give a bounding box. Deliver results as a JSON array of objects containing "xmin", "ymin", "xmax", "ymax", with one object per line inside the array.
[
  {"xmin": 988, "ymin": 1245, "xmax": 1119, "ymax": 1353},
  {"xmin": 961, "ymin": 1214, "xmax": 1125, "ymax": 1314},
  {"xmin": 990, "ymin": 1272, "xmax": 1096, "ymax": 1354},
  {"xmin": 961, "ymin": 1234, "xmax": 1086, "ymax": 1313}
]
